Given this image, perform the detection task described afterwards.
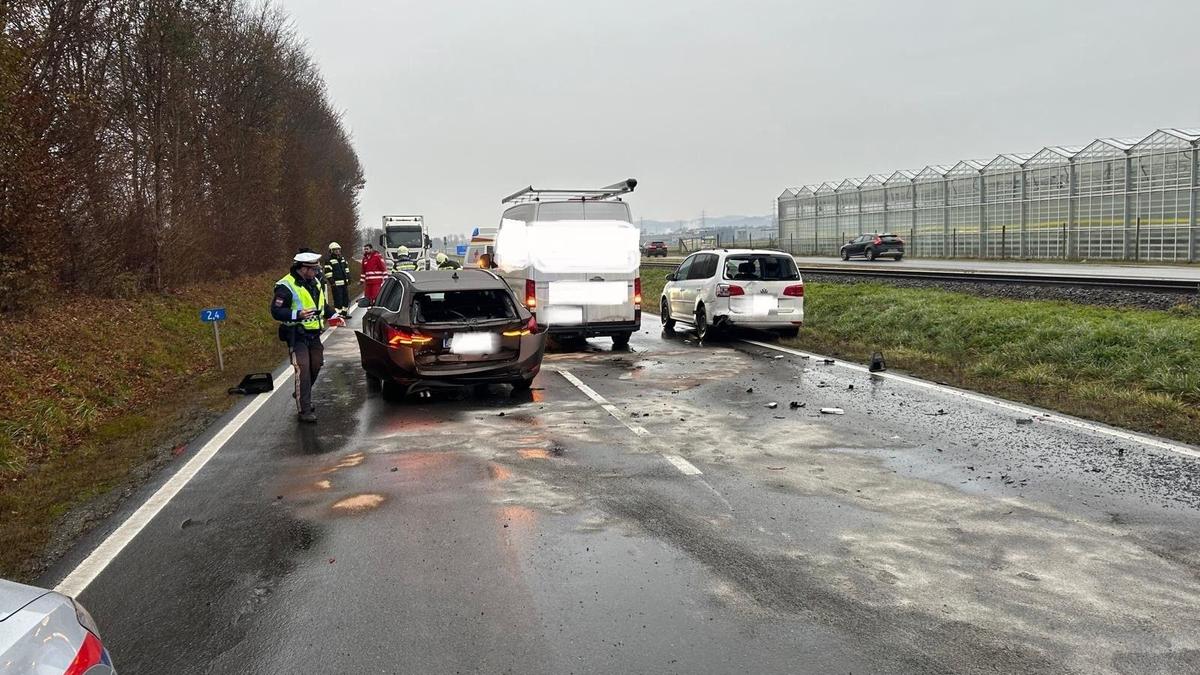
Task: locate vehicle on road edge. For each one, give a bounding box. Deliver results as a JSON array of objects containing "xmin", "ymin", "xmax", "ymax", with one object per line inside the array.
[
  {"xmin": 643, "ymin": 241, "xmax": 669, "ymax": 257},
  {"xmin": 660, "ymin": 249, "xmax": 804, "ymax": 341},
  {"xmin": 0, "ymin": 578, "xmax": 116, "ymax": 674}
]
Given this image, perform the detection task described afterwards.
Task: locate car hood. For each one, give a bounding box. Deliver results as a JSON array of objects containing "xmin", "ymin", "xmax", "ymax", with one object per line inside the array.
[{"xmin": 0, "ymin": 578, "xmax": 51, "ymax": 622}]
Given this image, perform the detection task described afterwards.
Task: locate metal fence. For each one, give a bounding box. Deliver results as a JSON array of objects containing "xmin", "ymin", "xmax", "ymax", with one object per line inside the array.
[{"xmin": 777, "ymin": 128, "xmax": 1200, "ymax": 263}]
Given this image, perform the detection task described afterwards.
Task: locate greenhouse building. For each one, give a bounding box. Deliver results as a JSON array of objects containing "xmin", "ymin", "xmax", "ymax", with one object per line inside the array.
[{"xmin": 776, "ymin": 128, "xmax": 1199, "ymax": 262}]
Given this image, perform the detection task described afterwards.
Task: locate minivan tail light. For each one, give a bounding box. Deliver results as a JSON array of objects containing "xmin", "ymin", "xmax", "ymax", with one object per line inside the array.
[
  {"xmin": 716, "ymin": 284, "xmax": 745, "ymax": 297},
  {"xmin": 634, "ymin": 278, "xmax": 642, "ymax": 307},
  {"xmin": 783, "ymin": 284, "xmax": 805, "ymax": 297},
  {"xmin": 524, "ymin": 279, "xmax": 536, "ymax": 310},
  {"xmin": 386, "ymin": 325, "xmax": 432, "ymax": 347}
]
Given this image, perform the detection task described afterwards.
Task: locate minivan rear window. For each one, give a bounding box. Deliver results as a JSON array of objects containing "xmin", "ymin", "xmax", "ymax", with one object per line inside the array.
[
  {"xmin": 723, "ymin": 255, "xmax": 800, "ymax": 281},
  {"xmin": 412, "ymin": 290, "xmax": 518, "ymax": 323}
]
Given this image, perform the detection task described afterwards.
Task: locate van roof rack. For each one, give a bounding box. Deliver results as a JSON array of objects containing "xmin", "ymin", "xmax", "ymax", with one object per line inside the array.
[{"xmin": 501, "ymin": 178, "xmax": 637, "ymax": 205}]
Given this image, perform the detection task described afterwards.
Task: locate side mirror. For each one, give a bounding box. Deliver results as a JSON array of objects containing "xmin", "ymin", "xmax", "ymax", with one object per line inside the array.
[
  {"xmin": 666, "ymin": 273, "xmax": 677, "ymax": 282},
  {"xmin": 424, "ymin": 234, "xmax": 432, "ymax": 248}
]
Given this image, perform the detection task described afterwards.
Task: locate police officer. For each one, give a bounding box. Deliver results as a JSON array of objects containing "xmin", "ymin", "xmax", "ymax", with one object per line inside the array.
[
  {"xmin": 324, "ymin": 242, "xmax": 352, "ymax": 317},
  {"xmin": 272, "ymin": 252, "xmax": 342, "ymax": 423},
  {"xmin": 435, "ymin": 252, "xmax": 462, "ymax": 270},
  {"xmin": 392, "ymin": 245, "xmax": 418, "ymax": 272}
]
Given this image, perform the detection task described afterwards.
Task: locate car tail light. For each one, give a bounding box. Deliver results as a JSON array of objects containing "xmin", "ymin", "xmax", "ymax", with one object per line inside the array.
[
  {"xmin": 783, "ymin": 284, "xmax": 805, "ymax": 297},
  {"xmin": 524, "ymin": 279, "xmax": 536, "ymax": 310},
  {"xmin": 65, "ymin": 631, "xmax": 105, "ymax": 675},
  {"xmin": 872, "ymin": 236, "xmax": 882, "ymax": 246},
  {"xmin": 386, "ymin": 325, "xmax": 432, "ymax": 347},
  {"xmin": 503, "ymin": 316, "xmax": 539, "ymax": 337},
  {"xmin": 634, "ymin": 278, "xmax": 642, "ymax": 308},
  {"xmin": 716, "ymin": 284, "xmax": 745, "ymax": 297}
]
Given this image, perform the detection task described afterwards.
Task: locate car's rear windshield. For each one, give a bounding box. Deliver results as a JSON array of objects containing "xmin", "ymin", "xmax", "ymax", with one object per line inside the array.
[
  {"xmin": 412, "ymin": 289, "xmax": 517, "ymax": 323},
  {"xmin": 722, "ymin": 255, "xmax": 800, "ymax": 281}
]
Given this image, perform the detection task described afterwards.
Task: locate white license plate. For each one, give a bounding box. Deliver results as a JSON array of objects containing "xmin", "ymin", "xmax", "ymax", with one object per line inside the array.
[
  {"xmin": 449, "ymin": 332, "xmax": 498, "ymax": 355},
  {"xmin": 548, "ymin": 281, "xmax": 627, "ymax": 305},
  {"xmin": 542, "ymin": 305, "xmax": 584, "ymax": 325},
  {"xmin": 751, "ymin": 295, "xmax": 778, "ymax": 315}
]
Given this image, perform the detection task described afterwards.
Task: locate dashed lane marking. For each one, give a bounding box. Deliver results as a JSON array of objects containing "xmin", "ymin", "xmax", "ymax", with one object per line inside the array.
[
  {"xmin": 55, "ymin": 302, "xmax": 361, "ymax": 597},
  {"xmin": 555, "ymin": 369, "xmax": 702, "ymax": 476},
  {"xmin": 739, "ymin": 338, "xmax": 1200, "ymax": 460}
]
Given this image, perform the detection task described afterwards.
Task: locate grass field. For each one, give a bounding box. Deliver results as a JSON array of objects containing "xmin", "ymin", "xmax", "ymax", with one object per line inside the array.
[
  {"xmin": 0, "ymin": 272, "xmax": 349, "ymax": 579},
  {"xmin": 641, "ymin": 269, "xmax": 1200, "ymax": 445}
]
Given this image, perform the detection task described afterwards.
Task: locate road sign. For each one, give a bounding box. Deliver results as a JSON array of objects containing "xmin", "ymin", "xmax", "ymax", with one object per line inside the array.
[
  {"xmin": 455, "ymin": 244, "xmax": 468, "ymax": 256},
  {"xmin": 200, "ymin": 307, "xmax": 227, "ymax": 323},
  {"xmin": 199, "ymin": 307, "xmax": 226, "ymax": 370}
]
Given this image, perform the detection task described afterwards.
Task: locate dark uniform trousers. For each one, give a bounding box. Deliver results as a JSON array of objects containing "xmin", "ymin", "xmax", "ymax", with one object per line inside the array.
[{"xmin": 289, "ymin": 330, "xmax": 324, "ymax": 414}]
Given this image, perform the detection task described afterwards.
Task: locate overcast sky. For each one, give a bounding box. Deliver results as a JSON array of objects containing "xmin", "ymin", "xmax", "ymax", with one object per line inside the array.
[{"xmin": 276, "ymin": 0, "xmax": 1200, "ymax": 236}]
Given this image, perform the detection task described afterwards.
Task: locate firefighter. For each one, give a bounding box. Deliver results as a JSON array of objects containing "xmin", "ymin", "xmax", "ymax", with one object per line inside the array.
[
  {"xmin": 272, "ymin": 252, "xmax": 343, "ymax": 423},
  {"xmin": 324, "ymin": 242, "xmax": 352, "ymax": 317},
  {"xmin": 392, "ymin": 245, "xmax": 418, "ymax": 272},
  {"xmin": 435, "ymin": 252, "xmax": 462, "ymax": 270},
  {"xmin": 360, "ymin": 243, "xmax": 388, "ymax": 304}
]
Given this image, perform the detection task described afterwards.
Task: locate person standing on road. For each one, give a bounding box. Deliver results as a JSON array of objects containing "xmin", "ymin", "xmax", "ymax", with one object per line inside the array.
[
  {"xmin": 392, "ymin": 245, "xmax": 418, "ymax": 272},
  {"xmin": 324, "ymin": 242, "xmax": 352, "ymax": 317},
  {"xmin": 435, "ymin": 252, "xmax": 462, "ymax": 270},
  {"xmin": 272, "ymin": 252, "xmax": 344, "ymax": 423},
  {"xmin": 361, "ymin": 243, "xmax": 388, "ymax": 304}
]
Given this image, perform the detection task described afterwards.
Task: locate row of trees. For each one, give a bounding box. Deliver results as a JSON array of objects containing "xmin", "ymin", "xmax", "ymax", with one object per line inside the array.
[{"xmin": 0, "ymin": 0, "xmax": 364, "ymax": 309}]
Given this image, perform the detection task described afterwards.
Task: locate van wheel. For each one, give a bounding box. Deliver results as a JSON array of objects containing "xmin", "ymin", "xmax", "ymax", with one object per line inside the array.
[
  {"xmin": 612, "ymin": 332, "xmax": 631, "ymax": 349},
  {"xmin": 661, "ymin": 299, "xmax": 675, "ymax": 333}
]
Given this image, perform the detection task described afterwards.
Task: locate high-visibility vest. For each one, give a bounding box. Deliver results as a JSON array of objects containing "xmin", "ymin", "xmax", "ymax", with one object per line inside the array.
[
  {"xmin": 277, "ymin": 274, "xmax": 326, "ymax": 331},
  {"xmin": 394, "ymin": 259, "xmax": 417, "ymax": 271}
]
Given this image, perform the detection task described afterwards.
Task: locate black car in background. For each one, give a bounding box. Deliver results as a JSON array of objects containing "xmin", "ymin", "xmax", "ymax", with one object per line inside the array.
[
  {"xmin": 840, "ymin": 233, "xmax": 905, "ymax": 261},
  {"xmin": 356, "ymin": 269, "xmax": 547, "ymax": 398}
]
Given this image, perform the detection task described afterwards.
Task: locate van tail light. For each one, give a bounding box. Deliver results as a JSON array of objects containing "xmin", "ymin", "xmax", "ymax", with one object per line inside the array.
[
  {"xmin": 872, "ymin": 236, "xmax": 883, "ymax": 246},
  {"xmin": 634, "ymin": 278, "xmax": 642, "ymax": 308},
  {"xmin": 503, "ymin": 316, "xmax": 539, "ymax": 337},
  {"xmin": 386, "ymin": 325, "xmax": 433, "ymax": 347},
  {"xmin": 783, "ymin": 284, "xmax": 805, "ymax": 297},
  {"xmin": 64, "ymin": 632, "xmax": 105, "ymax": 675},
  {"xmin": 716, "ymin": 284, "xmax": 745, "ymax": 297},
  {"xmin": 524, "ymin": 279, "xmax": 536, "ymax": 310}
]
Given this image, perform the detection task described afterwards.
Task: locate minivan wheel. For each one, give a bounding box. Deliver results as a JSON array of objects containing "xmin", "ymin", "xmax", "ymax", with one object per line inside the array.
[
  {"xmin": 661, "ymin": 299, "xmax": 675, "ymax": 333},
  {"xmin": 866, "ymin": 247, "xmax": 878, "ymax": 261},
  {"xmin": 695, "ymin": 305, "xmax": 709, "ymax": 341}
]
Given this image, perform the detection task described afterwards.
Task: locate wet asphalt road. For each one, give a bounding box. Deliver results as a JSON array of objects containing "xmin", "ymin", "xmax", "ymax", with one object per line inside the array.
[{"xmin": 44, "ymin": 314, "xmax": 1200, "ymax": 674}]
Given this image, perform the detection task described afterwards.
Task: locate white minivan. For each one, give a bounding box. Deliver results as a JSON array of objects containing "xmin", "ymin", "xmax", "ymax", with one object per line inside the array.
[
  {"xmin": 660, "ymin": 249, "xmax": 804, "ymax": 340},
  {"xmin": 491, "ymin": 180, "xmax": 642, "ymax": 347}
]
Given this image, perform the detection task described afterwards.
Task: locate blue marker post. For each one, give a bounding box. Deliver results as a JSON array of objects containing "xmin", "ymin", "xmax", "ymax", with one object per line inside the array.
[{"xmin": 200, "ymin": 307, "xmax": 227, "ymax": 371}]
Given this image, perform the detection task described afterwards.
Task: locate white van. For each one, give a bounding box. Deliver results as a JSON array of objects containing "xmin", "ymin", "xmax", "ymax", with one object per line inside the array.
[{"xmin": 491, "ymin": 179, "xmax": 642, "ymax": 347}]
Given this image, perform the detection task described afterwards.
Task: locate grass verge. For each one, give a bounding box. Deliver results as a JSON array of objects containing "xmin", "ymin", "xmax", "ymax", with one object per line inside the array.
[
  {"xmin": 0, "ymin": 272, "xmax": 356, "ymax": 580},
  {"xmin": 641, "ymin": 269, "xmax": 1200, "ymax": 445}
]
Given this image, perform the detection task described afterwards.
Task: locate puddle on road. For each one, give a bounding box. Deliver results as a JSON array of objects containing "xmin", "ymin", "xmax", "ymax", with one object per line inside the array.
[
  {"xmin": 331, "ymin": 493, "xmax": 385, "ymax": 513},
  {"xmin": 313, "ymin": 479, "xmax": 331, "ymax": 490},
  {"xmin": 321, "ymin": 451, "xmax": 365, "ymax": 474}
]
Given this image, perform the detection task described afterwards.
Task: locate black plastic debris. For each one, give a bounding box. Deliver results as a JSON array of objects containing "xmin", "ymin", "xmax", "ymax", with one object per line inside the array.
[
  {"xmin": 789, "ymin": 401, "xmax": 805, "ymax": 409},
  {"xmin": 228, "ymin": 372, "xmax": 273, "ymax": 395},
  {"xmin": 869, "ymin": 352, "xmax": 886, "ymax": 372}
]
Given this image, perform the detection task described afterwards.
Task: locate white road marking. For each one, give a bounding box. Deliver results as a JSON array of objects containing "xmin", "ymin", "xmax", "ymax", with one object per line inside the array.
[
  {"xmin": 739, "ymin": 339, "xmax": 1200, "ymax": 460},
  {"xmin": 662, "ymin": 454, "xmax": 703, "ymax": 475},
  {"xmin": 55, "ymin": 303, "xmax": 359, "ymax": 597},
  {"xmin": 555, "ymin": 369, "xmax": 702, "ymax": 475}
]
